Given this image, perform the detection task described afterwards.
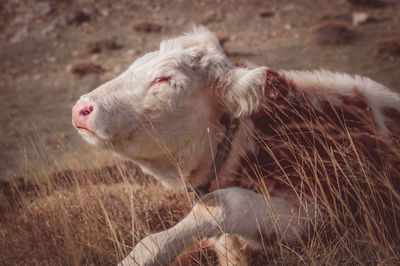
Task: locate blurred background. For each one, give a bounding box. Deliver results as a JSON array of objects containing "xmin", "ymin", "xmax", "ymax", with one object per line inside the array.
[{"xmin": 0, "ymin": 0, "xmax": 399, "ymax": 180}]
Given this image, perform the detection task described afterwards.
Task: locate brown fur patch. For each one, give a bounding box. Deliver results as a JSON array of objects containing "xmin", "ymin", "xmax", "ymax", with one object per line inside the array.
[
  {"xmin": 233, "ymin": 70, "xmax": 398, "ymax": 204},
  {"xmin": 264, "ymin": 69, "xmax": 291, "ymax": 102},
  {"xmin": 383, "ymin": 107, "xmax": 400, "ymax": 138}
]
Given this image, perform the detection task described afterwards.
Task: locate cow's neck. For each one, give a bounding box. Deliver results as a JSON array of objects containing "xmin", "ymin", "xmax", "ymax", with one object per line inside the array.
[
  {"xmin": 132, "ymin": 114, "xmax": 228, "ymax": 189},
  {"xmin": 192, "ymin": 114, "xmax": 239, "ymax": 200}
]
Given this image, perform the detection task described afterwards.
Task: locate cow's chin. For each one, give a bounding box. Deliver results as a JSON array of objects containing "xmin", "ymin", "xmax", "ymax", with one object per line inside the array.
[
  {"xmin": 76, "ymin": 127, "xmax": 111, "ymax": 148},
  {"xmin": 78, "ymin": 130, "xmax": 101, "ymax": 145}
]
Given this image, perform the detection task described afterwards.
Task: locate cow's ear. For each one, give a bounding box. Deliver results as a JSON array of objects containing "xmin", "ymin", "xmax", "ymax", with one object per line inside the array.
[{"xmin": 220, "ymin": 66, "xmax": 267, "ymax": 118}]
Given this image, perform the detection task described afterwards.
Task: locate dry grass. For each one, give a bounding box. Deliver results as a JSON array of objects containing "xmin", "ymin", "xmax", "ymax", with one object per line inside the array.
[
  {"xmin": 244, "ymin": 96, "xmax": 400, "ymax": 265},
  {"xmin": 0, "ymin": 161, "xmax": 195, "ymax": 265},
  {"xmin": 1, "ymin": 113, "xmax": 400, "ymax": 265}
]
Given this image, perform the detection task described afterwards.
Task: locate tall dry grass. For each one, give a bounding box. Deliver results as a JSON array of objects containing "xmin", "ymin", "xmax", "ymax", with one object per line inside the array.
[
  {"xmin": 238, "ymin": 94, "xmax": 400, "ymax": 265},
  {"xmin": 0, "ymin": 160, "xmax": 198, "ymax": 265},
  {"xmin": 1, "ymin": 105, "xmax": 399, "ymax": 265}
]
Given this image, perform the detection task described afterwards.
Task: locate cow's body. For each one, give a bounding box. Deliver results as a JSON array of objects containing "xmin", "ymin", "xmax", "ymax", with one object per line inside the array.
[
  {"xmin": 205, "ymin": 69, "xmax": 400, "ymax": 198},
  {"xmin": 72, "ymin": 27, "xmax": 400, "ymax": 265}
]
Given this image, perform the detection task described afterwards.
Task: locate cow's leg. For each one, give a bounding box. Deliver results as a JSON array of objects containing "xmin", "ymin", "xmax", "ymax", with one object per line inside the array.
[
  {"xmin": 211, "ymin": 234, "xmax": 244, "ymax": 266},
  {"xmin": 119, "ymin": 187, "xmax": 318, "ymax": 266}
]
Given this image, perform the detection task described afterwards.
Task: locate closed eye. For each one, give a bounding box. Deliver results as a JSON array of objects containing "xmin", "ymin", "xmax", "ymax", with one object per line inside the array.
[{"xmin": 152, "ymin": 76, "xmax": 171, "ymax": 86}]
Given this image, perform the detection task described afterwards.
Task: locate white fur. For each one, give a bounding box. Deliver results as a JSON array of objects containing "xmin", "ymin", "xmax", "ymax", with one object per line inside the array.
[
  {"xmin": 73, "ymin": 26, "xmax": 400, "ymax": 265},
  {"xmin": 282, "ymin": 70, "xmax": 400, "ymax": 134},
  {"xmin": 119, "ymin": 188, "xmax": 318, "ymax": 266}
]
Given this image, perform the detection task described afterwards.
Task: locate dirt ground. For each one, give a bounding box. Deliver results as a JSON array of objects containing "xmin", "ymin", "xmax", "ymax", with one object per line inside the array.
[{"xmin": 0, "ymin": 0, "xmax": 399, "ymax": 180}]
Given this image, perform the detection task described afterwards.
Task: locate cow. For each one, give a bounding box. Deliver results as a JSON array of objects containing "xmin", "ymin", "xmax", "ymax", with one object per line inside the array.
[{"xmin": 72, "ymin": 26, "xmax": 400, "ymax": 265}]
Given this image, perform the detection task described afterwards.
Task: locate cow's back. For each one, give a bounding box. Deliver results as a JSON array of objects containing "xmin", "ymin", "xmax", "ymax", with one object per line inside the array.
[{"xmin": 234, "ymin": 69, "xmax": 400, "ymax": 204}]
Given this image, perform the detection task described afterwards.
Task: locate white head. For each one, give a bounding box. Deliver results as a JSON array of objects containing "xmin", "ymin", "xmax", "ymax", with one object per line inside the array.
[{"xmin": 72, "ymin": 26, "xmax": 266, "ymax": 185}]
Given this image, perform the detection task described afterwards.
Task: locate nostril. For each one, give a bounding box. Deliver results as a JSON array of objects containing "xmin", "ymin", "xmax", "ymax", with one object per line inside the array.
[{"xmin": 79, "ymin": 105, "xmax": 94, "ymax": 117}]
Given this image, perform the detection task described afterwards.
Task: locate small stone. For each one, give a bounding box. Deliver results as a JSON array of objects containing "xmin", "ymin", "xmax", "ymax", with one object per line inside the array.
[
  {"xmin": 86, "ymin": 39, "xmax": 120, "ymax": 53},
  {"xmin": 60, "ymin": 10, "xmax": 90, "ymax": 26},
  {"xmin": 352, "ymin": 12, "xmax": 369, "ymax": 26},
  {"xmin": 100, "ymin": 8, "xmax": 110, "ymax": 17},
  {"xmin": 133, "ymin": 22, "xmax": 162, "ymax": 33},
  {"xmin": 259, "ymin": 9, "xmax": 275, "ymax": 18},
  {"xmin": 311, "ymin": 22, "xmax": 355, "ymax": 45}
]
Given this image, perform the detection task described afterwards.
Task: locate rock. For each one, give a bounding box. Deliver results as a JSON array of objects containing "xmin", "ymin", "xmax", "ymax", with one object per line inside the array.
[
  {"xmin": 86, "ymin": 39, "xmax": 120, "ymax": 53},
  {"xmin": 347, "ymin": 0, "xmax": 387, "ymax": 8},
  {"xmin": 258, "ymin": 9, "xmax": 275, "ymax": 18},
  {"xmin": 133, "ymin": 22, "xmax": 162, "ymax": 33},
  {"xmin": 352, "ymin": 12, "xmax": 379, "ymax": 26},
  {"xmin": 352, "ymin": 12, "xmax": 368, "ymax": 26},
  {"xmin": 352, "ymin": 12, "xmax": 369, "ymax": 26},
  {"xmin": 69, "ymin": 62, "xmax": 105, "ymax": 76},
  {"xmin": 60, "ymin": 10, "xmax": 90, "ymax": 26},
  {"xmin": 311, "ymin": 22, "xmax": 355, "ymax": 45},
  {"xmin": 99, "ymin": 8, "xmax": 110, "ymax": 17},
  {"xmin": 375, "ymin": 37, "xmax": 400, "ymax": 56}
]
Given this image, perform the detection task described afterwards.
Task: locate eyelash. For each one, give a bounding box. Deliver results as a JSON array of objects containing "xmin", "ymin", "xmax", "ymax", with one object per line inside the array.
[{"xmin": 153, "ymin": 76, "xmax": 171, "ymax": 85}]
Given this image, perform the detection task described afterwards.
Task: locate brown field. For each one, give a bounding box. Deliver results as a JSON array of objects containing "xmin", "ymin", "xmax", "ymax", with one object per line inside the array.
[{"xmin": 1, "ymin": 0, "xmax": 399, "ymax": 265}]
